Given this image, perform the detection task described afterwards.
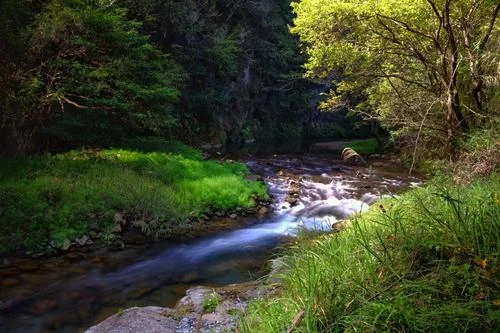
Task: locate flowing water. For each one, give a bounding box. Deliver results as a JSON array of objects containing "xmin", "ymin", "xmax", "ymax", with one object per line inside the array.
[{"xmin": 0, "ymin": 153, "xmax": 422, "ymax": 332}]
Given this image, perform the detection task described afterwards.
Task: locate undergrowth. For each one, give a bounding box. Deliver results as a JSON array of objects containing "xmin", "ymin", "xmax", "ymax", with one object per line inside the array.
[
  {"xmin": 0, "ymin": 142, "xmax": 267, "ymax": 255},
  {"xmin": 242, "ymin": 174, "xmax": 500, "ymax": 332}
]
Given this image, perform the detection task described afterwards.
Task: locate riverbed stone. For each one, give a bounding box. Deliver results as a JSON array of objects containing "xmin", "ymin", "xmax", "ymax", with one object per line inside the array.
[
  {"xmin": 258, "ymin": 206, "xmax": 268, "ymax": 215},
  {"xmin": 76, "ymin": 235, "xmax": 89, "ymax": 246},
  {"xmin": 246, "ymin": 174, "xmax": 263, "ymax": 182}
]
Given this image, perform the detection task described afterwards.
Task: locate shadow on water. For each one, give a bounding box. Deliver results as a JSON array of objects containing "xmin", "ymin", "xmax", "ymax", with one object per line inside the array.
[{"xmin": 0, "ymin": 151, "xmax": 423, "ymax": 332}]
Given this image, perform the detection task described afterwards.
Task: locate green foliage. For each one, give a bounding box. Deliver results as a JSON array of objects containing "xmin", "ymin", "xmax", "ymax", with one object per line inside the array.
[
  {"xmin": 0, "ymin": 145, "xmax": 267, "ymax": 255},
  {"xmin": 346, "ymin": 139, "xmax": 381, "ymax": 154},
  {"xmin": 1, "ymin": 0, "xmax": 313, "ymax": 154},
  {"xmin": 291, "ymin": 0, "xmax": 500, "ymax": 156},
  {"xmin": 243, "ymin": 174, "xmax": 500, "ymax": 332},
  {"xmin": 26, "ymin": 0, "xmax": 185, "ymax": 147}
]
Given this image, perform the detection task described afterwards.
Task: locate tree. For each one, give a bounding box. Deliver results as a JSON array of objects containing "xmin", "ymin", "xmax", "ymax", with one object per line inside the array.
[
  {"xmin": 4, "ymin": 0, "xmax": 185, "ymax": 152},
  {"xmin": 292, "ymin": 0, "xmax": 499, "ymax": 155}
]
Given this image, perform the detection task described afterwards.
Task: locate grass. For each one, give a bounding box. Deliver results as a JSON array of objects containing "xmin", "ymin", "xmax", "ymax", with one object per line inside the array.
[
  {"xmin": 345, "ymin": 138, "xmax": 381, "ymax": 154},
  {"xmin": 202, "ymin": 292, "xmax": 223, "ymax": 313},
  {"xmin": 0, "ymin": 141, "xmax": 267, "ymax": 255},
  {"xmin": 242, "ymin": 174, "xmax": 500, "ymax": 332}
]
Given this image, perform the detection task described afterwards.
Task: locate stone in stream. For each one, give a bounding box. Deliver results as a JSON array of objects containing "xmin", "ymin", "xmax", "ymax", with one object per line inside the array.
[
  {"xmin": 258, "ymin": 206, "xmax": 268, "ymax": 215},
  {"xmin": 286, "ymin": 197, "xmax": 299, "ymax": 206},
  {"xmin": 246, "ymin": 174, "xmax": 263, "ymax": 182}
]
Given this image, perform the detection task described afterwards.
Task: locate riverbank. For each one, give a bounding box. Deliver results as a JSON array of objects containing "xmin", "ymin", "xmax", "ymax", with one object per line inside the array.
[
  {"xmin": 242, "ymin": 175, "xmax": 499, "ymax": 331},
  {"xmin": 0, "ymin": 141, "xmax": 268, "ymax": 257}
]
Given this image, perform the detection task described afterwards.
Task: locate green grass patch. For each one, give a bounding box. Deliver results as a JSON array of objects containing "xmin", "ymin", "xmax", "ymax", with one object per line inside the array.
[
  {"xmin": 345, "ymin": 138, "xmax": 381, "ymax": 154},
  {"xmin": 0, "ymin": 143, "xmax": 267, "ymax": 255},
  {"xmin": 242, "ymin": 174, "xmax": 500, "ymax": 332}
]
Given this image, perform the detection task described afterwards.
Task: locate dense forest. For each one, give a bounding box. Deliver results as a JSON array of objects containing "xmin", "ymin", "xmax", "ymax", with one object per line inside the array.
[{"xmin": 1, "ymin": 0, "xmax": 320, "ymax": 155}]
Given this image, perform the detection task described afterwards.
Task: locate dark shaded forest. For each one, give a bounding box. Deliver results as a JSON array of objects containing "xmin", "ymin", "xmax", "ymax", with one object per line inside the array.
[{"xmin": 0, "ymin": 0, "xmax": 325, "ymax": 155}]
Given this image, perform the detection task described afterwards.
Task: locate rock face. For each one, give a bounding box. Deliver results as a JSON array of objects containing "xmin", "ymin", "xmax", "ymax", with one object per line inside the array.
[
  {"xmin": 86, "ymin": 307, "xmax": 178, "ymax": 333},
  {"xmin": 86, "ymin": 282, "xmax": 265, "ymax": 333}
]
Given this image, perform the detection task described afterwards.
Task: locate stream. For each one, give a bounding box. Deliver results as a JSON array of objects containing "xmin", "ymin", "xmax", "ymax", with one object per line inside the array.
[{"xmin": 0, "ymin": 153, "xmax": 422, "ymax": 332}]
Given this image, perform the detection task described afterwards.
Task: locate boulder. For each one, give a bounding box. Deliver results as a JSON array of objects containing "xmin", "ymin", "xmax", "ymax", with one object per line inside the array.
[{"xmin": 86, "ymin": 307, "xmax": 178, "ymax": 333}]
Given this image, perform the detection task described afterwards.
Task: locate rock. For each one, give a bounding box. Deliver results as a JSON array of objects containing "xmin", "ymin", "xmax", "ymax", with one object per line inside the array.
[
  {"xmin": 258, "ymin": 207, "xmax": 268, "ymax": 215},
  {"xmin": 61, "ymin": 239, "xmax": 72, "ymax": 251},
  {"xmin": 176, "ymin": 286, "xmax": 214, "ymax": 313},
  {"xmin": 286, "ymin": 198, "xmax": 298, "ymax": 206},
  {"xmin": 31, "ymin": 252, "xmax": 45, "ymax": 259},
  {"xmin": 85, "ymin": 307, "xmax": 178, "ymax": 333},
  {"xmin": 76, "ymin": 235, "xmax": 89, "ymax": 247},
  {"xmin": 110, "ymin": 224, "xmax": 122, "ymax": 234},
  {"xmin": 229, "ymin": 214, "xmax": 237, "ymax": 219},
  {"xmin": 113, "ymin": 213, "xmax": 125, "ymax": 224},
  {"xmin": 246, "ymin": 174, "xmax": 263, "ymax": 182},
  {"xmin": 89, "ymin": 231, "xmax": 98, "ymax": 239}
]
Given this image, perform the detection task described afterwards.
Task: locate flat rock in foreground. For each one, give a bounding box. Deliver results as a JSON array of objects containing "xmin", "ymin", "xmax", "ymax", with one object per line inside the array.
[{"xmin": 86, "ymin": 281, "xmax": 269, "ymax": 333}]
